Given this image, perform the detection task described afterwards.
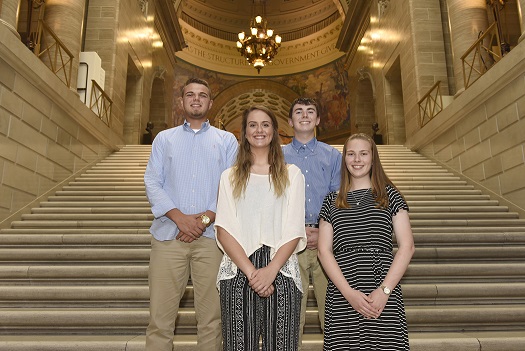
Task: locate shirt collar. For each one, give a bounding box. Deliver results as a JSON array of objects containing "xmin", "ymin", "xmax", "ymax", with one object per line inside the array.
[
  {"xmin": 291, "ymin": 137, "xmax": 317, "ymax": 153},
  {"xmin": 183, "ymin": 119, "xmax": 210, "ymax": 133}
]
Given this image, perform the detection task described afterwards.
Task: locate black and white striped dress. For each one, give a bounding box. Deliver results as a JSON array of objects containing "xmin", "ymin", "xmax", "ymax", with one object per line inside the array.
[{"xmin": 319, "ymin": 185, "xmax": 410, "ymax": 350}]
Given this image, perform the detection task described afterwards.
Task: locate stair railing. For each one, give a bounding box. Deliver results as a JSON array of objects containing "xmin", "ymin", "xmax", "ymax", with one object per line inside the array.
[
  {"xmin": 33, "ymin": 19, "xmax": 74, "ymax": 88},
  {"xmin": 461, "ymin": 22, "xmax": 503, "ymax": 90},
  {"xmin": 417, "ymin": 81, "xmax": 443, "ymax": 128},
  {"xmin": 89, "ymin": 79, "xmax": 112, "ymax": 126}
]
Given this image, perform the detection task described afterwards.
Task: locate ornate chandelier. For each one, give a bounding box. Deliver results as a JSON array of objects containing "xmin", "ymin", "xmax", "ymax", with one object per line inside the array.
[{"xmin": 236, "ymin": 5, "xmax": 281, "ymax": 74}]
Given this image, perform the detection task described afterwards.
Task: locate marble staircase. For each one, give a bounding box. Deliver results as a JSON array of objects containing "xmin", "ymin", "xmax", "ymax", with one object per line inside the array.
[{"xmin": 0, "ymin": 144, "xmax": 524, "ymax": 350}]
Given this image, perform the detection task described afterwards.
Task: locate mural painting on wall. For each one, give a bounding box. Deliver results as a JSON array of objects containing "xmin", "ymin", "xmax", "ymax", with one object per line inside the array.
[{"xmin": 172, "ymin": 58, "xmax": 351, "ymax": 134}]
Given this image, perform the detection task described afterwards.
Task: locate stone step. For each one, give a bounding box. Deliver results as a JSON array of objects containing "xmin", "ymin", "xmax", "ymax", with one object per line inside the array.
[
  {"xmin": 405, "ymin": 263, "xmax": 525, "ymax": 282},
  {"xmin": 2, "ymin": 230, "xmax": 524, "ymax": 247},
  {"xmin": 409, "ymin": 206, "xmax": 508, "ymax": 212},
  {"xmin": 13, "ymin": 218, "xmax": 524, "ymax": 229},
  {"xmin": 16, "ymin": 211, "xmax": 518, "ymax": 222},
  {"xmin": 0, "ymin": 305, "xmax": 523, "ymax": 334},
  {"xmin": 9, "ymin": 220, "xmax": 152, "ymax": 228},
  {"xmin": 410, "ymin": 218, "xmax": 525, "ymax": 227},
  {"xmin": 42, "ymin": 195, "xmax": 497, "ymax": 204},
  {"xmin": 68, "ymin": 182, "xmax": 147, "ymax": 186},
  {"xmin": 26, "ymin": 205, "xmax": 510, "ymax": 215},
  {"xmin": 0, "ymin": 233, "xmax": 151, "ymax": 246},
  {"xmin": 62, "ymin": 186, "xmax": 147, "ymax": 191},
  {"xmin": 1, "ymin": 331, "xmax": 521, "ymax": 351},
  {"xmin": 20, "ymin": 214, "xmax": 154, "ymax": 221},
  {"xmin": 84, "ymin": 170, "xmax": 146, "ymax": 174},
  {"xmin": 31, "ymin": 208, "xmax": 152, "ymax": 214},
  {"xmin": 72, "ymin": 178, "xmax": 147, "ymax": 182},
  {"xmin": 1, "ymin": 261, "xmax": 524, "ymax": 284},
  {"xmin": 0, "ymin": 283, "xmax": 523, "ymax": 307},
  {"xmin": 0, "ymin": 245, "xmax": 523, "ymax": 263},
  {"xmin": 46, "ymin": 195, "xmax": 148, "ymax": 202},
  {"xmin": 54, "ymin": 191, "xmax": 146, "ymax": 196},
  {"xmin": 40, "ymin": 201, "xmax": 150, "ymax": 207}
]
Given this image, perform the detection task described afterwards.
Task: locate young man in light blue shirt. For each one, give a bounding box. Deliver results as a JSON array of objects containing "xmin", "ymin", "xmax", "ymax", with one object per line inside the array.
[
  {"xmin": 144, "ymin": 78, "xmax": 238, "ymax": 350},
  {"xmin": 283, "ymin": 97, "xmax": 342, "ymax": 349}
]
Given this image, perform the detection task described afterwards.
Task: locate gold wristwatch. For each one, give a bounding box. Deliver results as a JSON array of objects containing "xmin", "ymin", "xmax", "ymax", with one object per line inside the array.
[
  {"xmin": 380, "ymin": 284, "xmax": 391, "ymax": 296},
  {"xmin": 200, "ymin": 214, "xmax": 211, "ymax": 226}
]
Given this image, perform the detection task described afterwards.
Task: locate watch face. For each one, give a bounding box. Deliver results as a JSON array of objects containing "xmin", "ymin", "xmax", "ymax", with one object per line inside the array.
[
  {"xmin": 383, "ymin": 286, "xmax": 391, "ymax": 295},
  {"xmin": 201, "ymin": 215, "xmax": 210, "ymax": 225}
]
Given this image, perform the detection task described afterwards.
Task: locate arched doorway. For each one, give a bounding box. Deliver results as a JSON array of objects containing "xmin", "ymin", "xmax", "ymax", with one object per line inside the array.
[{"xmin": 208, "ymin": 80, "xmax": 299, "ymax": 142}]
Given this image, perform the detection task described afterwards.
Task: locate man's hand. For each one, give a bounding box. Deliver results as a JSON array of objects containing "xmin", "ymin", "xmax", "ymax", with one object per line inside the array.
[
  {"xmin": 176, "ymin": 232, "xmax": 196, "ymax": 243},
  {"xmin": 306, "ymin": 226, "xmax": 320, "ymax": 249},
  {"xmin": 166, "ymin": 209, "xmax": 205, "ymax": 241}
]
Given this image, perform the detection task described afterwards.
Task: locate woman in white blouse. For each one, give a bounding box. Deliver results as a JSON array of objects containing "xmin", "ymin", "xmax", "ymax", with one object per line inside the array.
[{"xmin": 215, "ymin": 105, "xmax": 307, "ymax": 350}]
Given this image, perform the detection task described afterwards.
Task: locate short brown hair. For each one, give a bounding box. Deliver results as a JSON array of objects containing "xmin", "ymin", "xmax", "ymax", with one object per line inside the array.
[
  {"xmin": 181, "ymin": 78, "xmax": 212, "ymax": 98},
  {"xmin": 288, "ymin": 97, "xmax": 320, "ymax": 119}
]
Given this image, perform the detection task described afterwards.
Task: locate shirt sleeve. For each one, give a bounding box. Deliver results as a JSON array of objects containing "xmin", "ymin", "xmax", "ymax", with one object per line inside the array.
[
  {"xmin": 319, "ymin": 191, "xmax": 337, "ymax": 224},
  {"xmin": 330, "ymin": 148, "xmax": 343, "ymax": 192},
  {"xmin": 214, "ymin": 169, "xmax": 243, "ymax": 253},
  {"xmin": 387, "ymin": 185, "xmax": 409, "ymax": 216},
  {"xmin": 144, "ymin": 133, "xmax": 177, "ymax": 218}
]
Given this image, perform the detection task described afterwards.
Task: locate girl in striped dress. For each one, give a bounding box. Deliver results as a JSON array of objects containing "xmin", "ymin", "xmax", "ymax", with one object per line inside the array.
[{"xmin": 317, "ymin": 133, "xmax": 415, "ymax": 350}]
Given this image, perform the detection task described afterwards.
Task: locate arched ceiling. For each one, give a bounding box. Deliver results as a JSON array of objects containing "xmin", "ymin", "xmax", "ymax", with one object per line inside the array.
[
  {"xmin": 160, "ymin": 0, "xmax": 367, "ymax": 135},
  {"xmin": 179, "ymin": 0, "xmax": 342, "ymax": 41}
]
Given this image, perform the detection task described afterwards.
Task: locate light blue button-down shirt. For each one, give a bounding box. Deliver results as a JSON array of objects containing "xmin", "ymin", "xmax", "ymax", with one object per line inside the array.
[
  {"xmin": 283, "ymin": 138, "xmax": 342, "ymax": 225},
  {"xmin": 144, "ymin": 120, "xmax": 238, "ymax": 241}
]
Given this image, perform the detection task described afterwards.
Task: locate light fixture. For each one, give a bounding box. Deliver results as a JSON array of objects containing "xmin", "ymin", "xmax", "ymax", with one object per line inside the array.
[{"xmin": 236, "ymin": 1, "xmax": 282, "ymax": 74}]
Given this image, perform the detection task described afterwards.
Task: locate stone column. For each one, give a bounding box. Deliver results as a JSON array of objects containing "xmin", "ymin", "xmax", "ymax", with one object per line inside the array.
[
  {"xmin": 518, "ymin": 0, "xmax": 525, "ymax": 42},
  {"xmin": 42, "ymin": 0, "xmax": 85, "ymax": 89},
  {"xmin": 0, "ymin": 0, "xmax": 21, "ymax": 38},
  {"xmin": 447, "ymin": 0, "xmax": 490, "ymax": 94}
]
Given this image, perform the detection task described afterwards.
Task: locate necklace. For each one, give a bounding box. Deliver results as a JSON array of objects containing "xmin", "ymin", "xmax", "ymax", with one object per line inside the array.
[{"xmin": 351, "ymin": 188, "xmax": 370, "ymax": 206}]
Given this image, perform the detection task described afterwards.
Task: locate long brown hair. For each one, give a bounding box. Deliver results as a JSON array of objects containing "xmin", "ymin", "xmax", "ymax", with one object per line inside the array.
[
  {"xmin": 230, "ymin": 105, "xmax": 289, "ymax": 199},
  {"xmin": 335, "ymin": 133, "xmax": 401, "ymax": 209}
]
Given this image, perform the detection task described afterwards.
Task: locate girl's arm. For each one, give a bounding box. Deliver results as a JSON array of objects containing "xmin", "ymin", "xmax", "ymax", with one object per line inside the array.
[
  {"xmin": 216, "ymin": 226, "xmax": 256, "ymax": 279},
  {"xmin": 369, "ymin": 209, "xmax": 415, "ymax": 313},
  {"xmin": 317, "ymin": 219, "xmax": 379, "ymax": 319}
]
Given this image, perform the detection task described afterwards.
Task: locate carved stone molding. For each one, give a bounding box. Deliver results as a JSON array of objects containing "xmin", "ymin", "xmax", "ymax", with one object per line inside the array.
[
  {"xmin": 356, "ymin": 66, "xmax": 376, "ymax": 100},
  {"xmin": 138, "ymin": 0, "xmax": 148, "ymax": 17},
  {"xmin": 153, "ymin": 65, "xmax": 167, "ymax": 80},
  {"xmin": 357, "ymin": 66, "xmax": 369, "ymax": 81},
  {"xmin": 378, "ymin": 0, "xmax": 390, "ymax": 18}
]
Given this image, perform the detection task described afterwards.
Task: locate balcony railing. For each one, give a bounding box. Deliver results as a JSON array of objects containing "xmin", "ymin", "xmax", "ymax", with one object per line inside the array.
[
  {"xmin": 418, "ymin": 81, "xmax": 443, "ymax": 128},
  {"xmin": 33, "ymin": 19, "xmax": 74, "ymax": 88},
  {"xmin": 461, "ymin": 22, "xmax": 503, "ymax": 90},
  {"xmin": 90, "ymin": 80, "xmax": 112, "ymax": 126}
]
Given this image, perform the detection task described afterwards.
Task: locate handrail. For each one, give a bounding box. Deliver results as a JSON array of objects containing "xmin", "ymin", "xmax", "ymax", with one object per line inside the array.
[
  {"xmin": 90, "ymin": 79, "xmax": 113, "ymax": 126},
  {"xmin": 461, "ymin": 22, "xmax": 503, "ymax": 90},
  {"xmin": 417, "ymin": 80, "xmax": 443, "ymax": 128},
  {"xmin": 33, "ymin": 19, "xmax": 74, "ymax": 88}
]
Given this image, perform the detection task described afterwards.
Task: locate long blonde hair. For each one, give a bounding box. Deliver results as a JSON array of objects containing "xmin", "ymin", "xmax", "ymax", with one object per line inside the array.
[
  {"xmin": 230, "ymin": 105, "xmax": 289, "ymax": 199},
  {"xmin": 335, "ymin": 133, "xmax": 401, "ymax": 209}
]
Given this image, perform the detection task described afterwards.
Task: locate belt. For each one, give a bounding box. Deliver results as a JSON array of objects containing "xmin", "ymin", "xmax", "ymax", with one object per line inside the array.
[{"xmin": 305, "ymin": 223, "xmax": 319, "ymax": 228}]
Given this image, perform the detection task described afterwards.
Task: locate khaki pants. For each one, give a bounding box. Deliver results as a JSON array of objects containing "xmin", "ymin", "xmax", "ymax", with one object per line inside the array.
[
  {"xmin": 297, "ymin": 248, "xmax": 328, "ymax": 350},
  {"xmin": 145, "ymin": 236, "xmax": 222, "ymax": 351}
]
